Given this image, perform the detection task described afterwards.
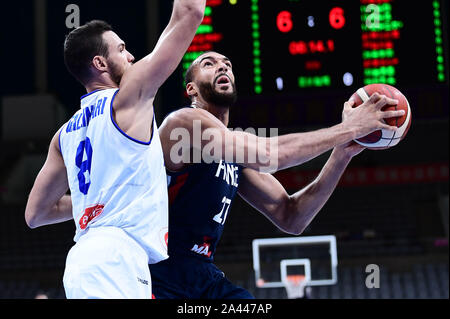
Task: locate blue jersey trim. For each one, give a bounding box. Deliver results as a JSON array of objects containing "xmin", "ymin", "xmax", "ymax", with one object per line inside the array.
[
  {"xmin": 58, "ymin": 125, "xmax": 64, "ymax": 153},
  {"xmin": 80, "ymin": 89, "xmax": 103, "ymax": 100},
  {"xmin": 110, "ymin": 90, "xmax": 154, "ymax": 146}
]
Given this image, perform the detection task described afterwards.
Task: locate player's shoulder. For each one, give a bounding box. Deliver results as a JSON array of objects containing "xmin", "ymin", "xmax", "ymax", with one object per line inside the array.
[
  {"xmin": 51, "ymin": 124, "xmax": 67, "ymax": 154},
  {"xmin": 165, "ymin": 105, "xmax": 208, "ymax": 119},
  {"xmin": 162, "ymin": 106, "xmax": 215, "ymax": 128}
]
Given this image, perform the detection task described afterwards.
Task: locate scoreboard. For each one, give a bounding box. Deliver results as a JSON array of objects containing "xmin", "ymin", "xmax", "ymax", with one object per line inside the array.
[{"xmin": 181, "ymin": 0, "xmax": 448, "ymax": 97}]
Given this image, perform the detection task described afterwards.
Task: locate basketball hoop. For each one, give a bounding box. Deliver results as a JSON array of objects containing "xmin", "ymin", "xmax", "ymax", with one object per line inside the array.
[{"xmin": 284, "ymin": 275, "xmax": 308, "ymax": 299}]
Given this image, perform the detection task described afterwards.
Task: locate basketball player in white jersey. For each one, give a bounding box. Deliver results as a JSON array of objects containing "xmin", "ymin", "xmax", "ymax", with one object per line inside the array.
[{"xmin": 24, "ymin": 0, "xmax": 206, "ymax": 299}]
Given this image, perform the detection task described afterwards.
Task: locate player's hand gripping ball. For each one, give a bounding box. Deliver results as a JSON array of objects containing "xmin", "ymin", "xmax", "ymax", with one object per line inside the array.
[{"xmin": 349, "ymin": 84, "xmax": 412, "ymax": 150}]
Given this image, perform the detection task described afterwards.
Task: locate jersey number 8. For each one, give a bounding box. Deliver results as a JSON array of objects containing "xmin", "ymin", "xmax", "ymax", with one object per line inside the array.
[{"xmin": 76, "ymin": 138, "xmax": 93, "ymax": 195}]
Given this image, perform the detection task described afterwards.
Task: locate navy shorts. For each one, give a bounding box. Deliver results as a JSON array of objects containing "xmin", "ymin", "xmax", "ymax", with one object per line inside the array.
[{"xmin": 150, "ymin": 257, "xmax": 254, "ymax": 299}]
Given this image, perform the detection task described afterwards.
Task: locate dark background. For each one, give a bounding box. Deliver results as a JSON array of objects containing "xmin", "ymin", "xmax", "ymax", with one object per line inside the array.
[{"xmin": 0, "ymin": 0, "xmax": 448, "ymax": 299}]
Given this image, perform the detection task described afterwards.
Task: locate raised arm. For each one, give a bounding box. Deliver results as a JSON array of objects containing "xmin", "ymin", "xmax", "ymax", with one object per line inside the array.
[
  {"xmin": 25, "ymin": 130, "xmax": 73, "ymax": 229},
  {"xmin": 160, "ymin": 93, "xmax": 403, "ymax": 173},
  {"xmin": 117, "ymin": 0, "xmax": 205, "ymax": 103},
  {"xmin": 237, "ymin": 142, "xmax": 364, "ymax": 235},
  {"xmin": 113, "ymin": 0, "xmax": 206, "ymax": 141}
]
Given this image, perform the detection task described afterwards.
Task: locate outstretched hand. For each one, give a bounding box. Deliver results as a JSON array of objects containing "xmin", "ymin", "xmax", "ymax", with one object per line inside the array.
[{"xmin": 342, "ymin": 94, "xmax": 403, "ymax": 140}]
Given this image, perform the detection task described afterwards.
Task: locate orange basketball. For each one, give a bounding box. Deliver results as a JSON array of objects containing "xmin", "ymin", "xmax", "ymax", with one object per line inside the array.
[{"xmin": 349, "ymin": 84, "xmax": 412, "ymax": 150}]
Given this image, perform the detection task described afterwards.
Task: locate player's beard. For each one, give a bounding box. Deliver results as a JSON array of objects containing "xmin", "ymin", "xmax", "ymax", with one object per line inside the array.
[
  {"xmin": 108, "ymin": 59, "xmax": 125, "ymax": 86},
  {"xmin": 198, "ymin": 79, "xmax": 237, "ymax": 108}
]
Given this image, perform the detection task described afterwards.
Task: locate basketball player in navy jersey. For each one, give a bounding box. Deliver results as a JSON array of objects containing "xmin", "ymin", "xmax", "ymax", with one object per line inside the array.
[
  {"xmin": 25, "ymin": 1, "xmax": 206, "ymax": 299},
  {"xmin": 149, "ymin": 51, "xmax": 404, "ymax": 299}
]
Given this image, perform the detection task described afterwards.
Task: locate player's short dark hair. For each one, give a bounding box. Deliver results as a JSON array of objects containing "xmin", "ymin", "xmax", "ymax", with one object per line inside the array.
[
  {"xmin": 184, "ymin": 62, "xmax": 198, "ymax": 86},
  {"xmin": 64, "ymin": 20, "xmax": 113, "ymax": 84}
]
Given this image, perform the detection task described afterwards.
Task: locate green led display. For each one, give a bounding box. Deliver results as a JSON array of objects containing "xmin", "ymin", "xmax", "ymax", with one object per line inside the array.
[
  {"xmin": 364, "ymin": 66, "xmax": 396, "ymax": 77},
  {"xmin": 361, "ymin": 2, "xmax": 403, "ymax": 86},
  {"xmin": 364, "ymin": 77, "xmax": 396, "ymax": 85},
  {"xmin": 298, "ymin": 75, "xmax": 331, "ymax": 88},
  {"xmin": 433, "ymin": 0, "xmax": 446, "ymax": 82},
  {"xmin": 361, "ymin": 2, "xmax": 403, "ymax": 32},
  {"xmin": 196, "ymin": 24, "xmax": 214, "ymax": 35},
  {"xmin": 251, "ymin": 0, "xmax": 262, "ymax": 94},
  {"xmin": 362, "ymin": 49, "xmax": 395, "ymax": 60}
]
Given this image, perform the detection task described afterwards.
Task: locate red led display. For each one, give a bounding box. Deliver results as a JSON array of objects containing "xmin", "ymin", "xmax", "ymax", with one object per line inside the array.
[
  {"xmin": 305, "ymin": 61, "xmax": 322, "ymax": 71},
  {"xmin": 363, "ymin": 58, "xmax": 399, "ymax": 68},
  {"xmin": 362, "ymin": 30, "xmax": 400, "ymax": 40},
  {"xmin": 362, "ymin": 41, "xmax": 393, "ymax": 50},
  {"xmin": 329, "ymin": 7, "xmax": 346, "ymax": 29},
  {"xmin": 289, "ymin": 40, "xmax": 335, "ymax": 55},
  {"xmin": 277, "ymin": 11, "xmax": 293, "ymax": 33},
  {"xmin": 206, "ymin": 0, "xmax": 222, "ymax": 6}
]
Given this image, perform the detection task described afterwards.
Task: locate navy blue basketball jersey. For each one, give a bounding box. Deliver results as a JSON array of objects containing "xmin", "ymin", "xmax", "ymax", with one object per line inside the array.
[{"xmin": 166, "ymin": 159, "xmax": 242, "ymax": 262}]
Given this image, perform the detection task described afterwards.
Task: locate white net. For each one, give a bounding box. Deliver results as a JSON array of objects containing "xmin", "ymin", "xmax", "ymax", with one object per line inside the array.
[{"xmin": 284, "ymin": 275, "xmax": 308, "ymax": 299}]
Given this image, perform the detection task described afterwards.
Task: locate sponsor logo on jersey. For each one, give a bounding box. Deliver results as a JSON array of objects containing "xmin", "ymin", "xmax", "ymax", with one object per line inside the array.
[
  {"xmin": 79, "ymin": 204, "xmax": 105, "ymax": 230},
  {"xmin": 190, "ymin": 237, "xmax": 213, "ymax": 257}
]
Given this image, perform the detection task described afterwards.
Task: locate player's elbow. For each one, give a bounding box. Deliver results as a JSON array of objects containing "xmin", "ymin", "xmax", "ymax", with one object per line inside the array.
[
  {"xmin": 290, "ymin": 226, "xmax": 307, "ymax": 236},
  {"xmin": 25, "ymin": 201, "xmax": 43, "ymax": 229},
  {"xmin": 282, "ymin": 222, "xmax": 306, "ymax": 236},
  {"xmin": 25, "ymin": 208, "xmax": 39, "ymax": 229},
  {"xmin": 177, "ymin": 0, "xmax": 205, "ymax": 25},
  {"xmin": 279, "ymin": 219, "xmax": 306, "ymax": 236},
  {"xmin": 277, "ymin": 198, "xmax": 307, "ymax": 236},
  {"xmin": 190, "ymin": 4, "xmax": 205, "ymax": 23}
]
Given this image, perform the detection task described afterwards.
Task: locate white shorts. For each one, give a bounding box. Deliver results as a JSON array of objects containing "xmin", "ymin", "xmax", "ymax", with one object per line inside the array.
[{"xmin": 63, "ymin": 226, "xmax": 152, "ymax": 299}]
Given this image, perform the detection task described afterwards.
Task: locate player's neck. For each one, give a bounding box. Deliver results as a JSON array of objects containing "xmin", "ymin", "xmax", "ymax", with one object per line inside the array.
[
  {"xmin": 192, "ymin": 100, "xmax": 230, "ymax": 126},
  {"xmin": 85, "ymin": 78, "xmax": 119, "ymax": 94}
]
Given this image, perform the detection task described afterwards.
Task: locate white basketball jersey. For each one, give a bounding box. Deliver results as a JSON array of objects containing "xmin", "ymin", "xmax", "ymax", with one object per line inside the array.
[{"xmin": 59, "ymin": 89, "xmax": 168, "ymax": 264}]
